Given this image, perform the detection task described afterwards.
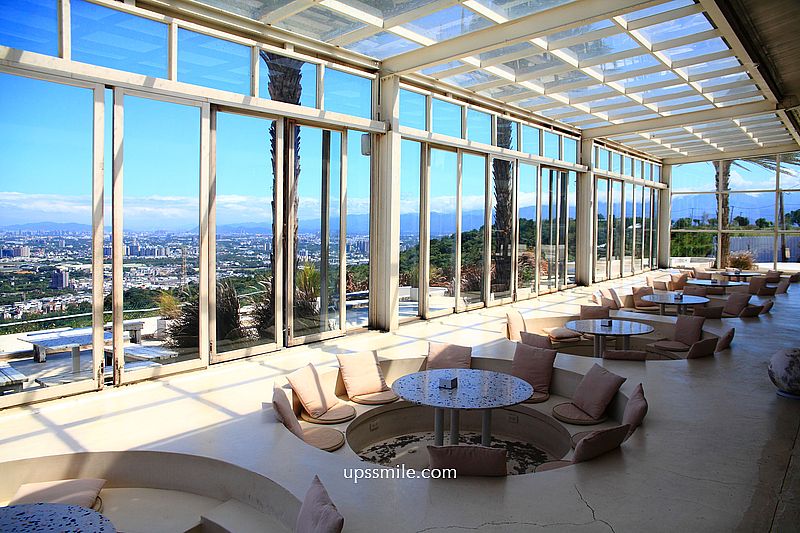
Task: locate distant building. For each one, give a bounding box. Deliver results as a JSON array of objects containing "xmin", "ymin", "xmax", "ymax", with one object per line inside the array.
[
  {"xmin": 13, "ymin": 246, "xmax": 30, "ymax": 257},
  {"xmin": 50, "ymin": 268, "xmax": 70, "ymax": 290}
]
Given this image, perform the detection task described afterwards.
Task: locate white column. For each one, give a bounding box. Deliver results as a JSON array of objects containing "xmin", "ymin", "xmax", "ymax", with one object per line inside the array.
[
  {"xmin": 370, "ymin": 75, "xmax": 401, "ymax": 331},
  {"xmin": 658, "ymin": 164, "xmax": 672, "ymax": 268},
  {"xmin": 575, "ymin": 140, "xmax": 594, "ymax": 285}
]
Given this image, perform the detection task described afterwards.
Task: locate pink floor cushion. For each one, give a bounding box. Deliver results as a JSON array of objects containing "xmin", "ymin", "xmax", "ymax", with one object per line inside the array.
[
  {"xmin": 776, "ymin": 279, "xmax": 790, "ymax": 294},
  {"xmin": 674, "ymin": 315, "xmax": 705, "ymax": 346},
  {"xmin": 603, "ymin": 349, "xmax": 647, "ymax": 361},
  {"xmin": 580, "ymin": 305, "xmax": 610, "ymax": 320},
  {"xmin": 524, "ymin": 391, "xmax": 551, "ymax": 404},
  {"xmin": 715, "ymin": 328, "xmax": 735, "ymax": 352},
  {"xmin": 511, "ymin": 343, "xmax": 556, "ymax": 397},
  {"xmin": 520, "ymin": 331, "xmax": 554, "ymax": 349},
  {"xmin": 570, "ymin": 430, "xmax": 595, "ymax": 449},
  {"xmin": 296, "ymin": 476, "xmax": 344, "ymax": 533},
  {"xmin": 302, "ymin": 427, "xmax": 346, "ymax": 452},
  {"xmin": 534, "ymin": 460, "xmax": 572, "ymax": 472},
  {"xmin": 724, "ymin": 292, "xmax": 751, "ymax": 315},
  {"xmin": 738, "ymin": 305, "xmax": 763, "ymax": 317},
  {"xmin": 686, "ymin": 337, "xmax": 719, "ymax": 359},
  {"xmin": 506, "ymin": 311, "xmax": 526, "ymax": 341},
  {"xmin": 621, "ymin": 384, "xmax": 648, "ymax": 439},
  {"xmin": 760, "ymin": 300, "xmax": 774, "ymax": 314},
  {"xmin": 299, "ymin": 403, "xmax": 356, "ymax": 425},
  {"xmin": 573, "ymin": 424, "xmax": 631, "ymax": 463},
  {"xmin": 693, "ymin": 306, "xmax": 723, "ymax": 319},
  {"xmin": 350, "ymin": 390, "xmax": 399, "ymax": 405},
  {"xmin": 552, "ymin": 402, "xmax": 607, "ymax": 425},
  {"xmin": 336, "ymin": 351, "xmax": 388, "ymax": 398},
  {"xmin": 599, "ymin": 288, "xmax": 620, "ymax": 310},
  {"xmin": 652, "ymin": 340, "xmax": 690, "ymax": 352},
  {"xmin": 10, "ymin": 479, "xmax": 106, "ymax": 509},
  {"xmin": 287, "ymin": 364, "xmax": 341, "ymax": 419},
  {"xmin": 632, "ymin": 286, "xmax": 658, "ymax": 310},
  {"xmin": 571, "ymin": 364, "xmax": 626, "ymax": 420},
  {"xmin": 273, "ymin": 385, "xmax": 304, "ymax": 439},
  {"xmin": 427, "ymin": 445, "xmax": 507, "ymax": 476},
  {"xmin": 544, "ymin": 327, "xmax": 582, "ymax": 342},
  {"xmin": 426, "ymin": 342, "xmax": 472, "ymax": 370},
  {"xmin": 670, "ymin": 273, "xmax": 689, "ymax": 290}
]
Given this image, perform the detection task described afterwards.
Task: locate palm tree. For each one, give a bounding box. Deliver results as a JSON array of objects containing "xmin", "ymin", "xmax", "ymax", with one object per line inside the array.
[
  {"xmin": 492, "ymin": 119, "xmax": 514, "ymax": 291},
  {"xmin": 713, "ymin": 152, "xmax": 800, "ymax": 267}
]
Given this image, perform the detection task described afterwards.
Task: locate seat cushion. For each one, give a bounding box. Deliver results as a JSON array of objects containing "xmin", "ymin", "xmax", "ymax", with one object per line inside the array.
[
  {"xmin": 506, "ymin": 311, "xmax": 526, "ymax": 341},
  {"xmin": 427, "ymin": 445, "xmax": 507, "ymax": 476},
  {"xmin": 523, "ymin": 391, "xmax": 550, "ymax": 404},
  {"xmin": 761, "ymin": 300, "xmax": 774, "ymax": 314},
  {"xmin": 632, "ymin": 286, "xmax": 655, "ymax": 309},
  {"xmin": 723, "ymin": 292, "xmax": 751, "ymax": 315},
  {"xmin": 603, "ymin": 349, "xmax": 647, "ymax": 361},
  {"xmin": 673, "ymin": 315, "xmax": 705, "ymax": 346},
  {"xmin": 544, "ymin": 327, "xmax": 582, "ymax": 341},
  {"xmin": 534, "ymin": 460, "xmax": 572, "ymax": 472},
  {"xmin": 511, "ymin": 343, "xmax": 556, "ymax": 397},
  {"xmin": 552, "ymin": 402, "xmax": 607, "ymax": 425},
  {"xmin": 738, "ymin": 305, "xmax": 763, "ymax": 317},
  {"xmin": 519, "ymin": 331, "xmax": 553, "ymax": 350},
  {"xmin": 426, "ymin": 342, "xmax": 472, "ymax": 370},
  {"xmin": 300, "ymin": 403, "xmax": 356, "ymax": 425},
  {"xmin": 693, "ymin": 306, "xmax": 723, "ymax": 319},
  {"xmin": 272, "ymin": 385, "xmax": 304, "ymax": 439},
  {"xmin": 302, "ymin": 427, "xmax": 346, "ymax": 452},
  {"xmin": 10, "ymin": 479, "xmax": 106, "ymax": 509},
  {"xmin": 287, "ymin": 364, "xmax": 340, "ymax": 419},
  {"xmin": 715, "ymin": 328, "xmax": 735, "ymax": 352},
  {"xmin": 686, "ymin": 337, "xmax": 719, "ymax": 359},
  {"xmin": 571, "ymin": 364, "xmax": 626, "ymax": 420},
  {"xmin": 621, "ymin": 383, "xmax": 648, "ymax": 438},
  {"xmin": 652, "ymin": 340, "xmax": 691, "ymax": 352},
  {"xmin": 296, "ymin": 476, "xmax": 344, "ymax": 533},
  {"xmin": 573, "ymin": 424, "xmax": 631, "ymax": 463},
  {"xmin": 570, "ymin": 430, "xmax": 595, "ymax": 449},
  {"xmin": 350, "ymin": 390, "xmax": 399, "ymax": 405},
  {"xmin": 580, "ymin": 305, "xmax": 610, "ymax": 320},
  {"xmin": 336, "ymin": 351, "xmax": 388, "ymax": 398}
]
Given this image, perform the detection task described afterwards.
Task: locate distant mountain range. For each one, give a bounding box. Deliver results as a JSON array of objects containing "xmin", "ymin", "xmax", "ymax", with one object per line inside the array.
[
  {"xmin": 0, "ymin": 222, "xmax": 93, "ymax": 233},
  {"xmin": 670, "ymin": 193, "xmax": 777, "ymax": 222}
]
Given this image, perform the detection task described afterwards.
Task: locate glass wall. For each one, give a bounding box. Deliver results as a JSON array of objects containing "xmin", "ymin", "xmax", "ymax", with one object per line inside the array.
[
  {"xmin": 540, "ymin": 169, "xmax": 556, "ymax": 291},
  {"xmin": 428, "ymin": 148, "xmax": 458, "ymax": 313},
  {"xmin": 611, "ymin": 181, "xmax": 623, "ymax": 278},
  {"xmin": 345, "ymin": 131, "xmax": 371, "ymax": 329},
  {"xmin": 517, "ymin": 163, "xmax": 538, "ymax": 298},
  {"xmin": 399, "ymin": 140, "xmax": 421, "ymax": 319},
  {"xmin": 595, "ymin": 178, "xmax": 609, "ymax": 281},
  {"xmin": 624, "ymin": 182, "xmax": 634, "ymax": 276},
  {"xmin": 490, "ymin": 158, "xmax": 514, "ymax": 300},
  {"xmin": 460, "ymin": 153, "xmax": 486, "ymax": 307}
]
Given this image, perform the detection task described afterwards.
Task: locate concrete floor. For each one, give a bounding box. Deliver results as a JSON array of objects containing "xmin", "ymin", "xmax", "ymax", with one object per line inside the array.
[{"xmin": 0, "ymin": 273, "xmax": 798, "ymax": 532}]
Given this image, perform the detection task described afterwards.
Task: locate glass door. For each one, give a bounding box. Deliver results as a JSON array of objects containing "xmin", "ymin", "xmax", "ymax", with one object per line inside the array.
[
  {"xmin": 425, "ymin": 148, "xmax": 457, "ymax": 317},
  {"xmin": 516, "ymin": 163, "xmax": 538, "ymax": 299},
  {"xmin": 489, "ymin": 156, "xmax": 514, "ymax": 303},
  {"xmin": 285, "ymin": 124, "xmax": 344, "ymax": 345}
]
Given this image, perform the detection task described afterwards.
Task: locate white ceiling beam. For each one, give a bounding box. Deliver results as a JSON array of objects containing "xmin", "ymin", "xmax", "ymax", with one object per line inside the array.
[
  {"xmin": 514, "ymin": 63, "xmax": 575, "ymax": 83},
  {"xmin": 578, "ymin": 48, "xmax": 643, "ymax": 69},
  {"xmin": 714, "ymin": 90, "xmax": 762, "ymax": 103},
  {"xmin": 650, "ymin": 28, "xmax": 720, "ymax": 52},
  {"xmin": 662, "ymin": 142, "xmax": 799, "ymax": 164},
  {"xmin": 624, "ymin": 77, "xmax": 683, "ymax": 94},
  {"xmin": 584, "ymin": 100, "xmax": 779, "ymax": 138},
  {"xmin": 701, "ymin": 79, "xmax": 756, "ymax": 94},
  {"xmin": 259, "ymin": 0, "xmax": 314, "ymax": 24},
  {"xmin": 544, "ymin": 77, "xmax": 598, "ymax": 94},
  {"xmin": 546, "ymin": 26, "xmax": 623, "ymax": 51},
  {"xmin": 671, "ymin": 49, "xmax": 735, "ymax": 69},
  {"xmin": 381, "ymin": 0, "xmax": 664, "ymax": 74},
  {"xmin": 568, "ymin": 90, "xmax": 618, "ymax": 105},
  {"xmin": 642, "ymin": 88, "xmax": 696, "ymax": 104},
  {"xmin": 624, "ymin": 3, "xmax": 703, "ymax": 31},
  {"xmin": 603, "ymin": 64, "xmax": 665, "ymax": 83},
  {"xmin": 687, "ymin": 65, "xmax": 745, "ymax": 83}
]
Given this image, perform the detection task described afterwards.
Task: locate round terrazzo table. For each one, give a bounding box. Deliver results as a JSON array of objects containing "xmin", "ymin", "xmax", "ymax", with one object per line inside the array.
[
  {"xmin": 565, "ymin": 319, "xmax": 655, "ymax": 357},
  {"xmin": 392, "ymin": 369, "xmax": 533, "ymax": 447},
  {"xmin": 719, "ymin": 271, "xmax": 762, "ymax": 282},
  {"xmin": 686, "ymin": 278, "xmax": 748, "ymax": 294},
  {"xmin": 0, "ymin": 503, "xmax": 116, "ymax": 532},
  {"xmin": 641, "ymin": 292, "xmax": 710, "ymax": 315}
]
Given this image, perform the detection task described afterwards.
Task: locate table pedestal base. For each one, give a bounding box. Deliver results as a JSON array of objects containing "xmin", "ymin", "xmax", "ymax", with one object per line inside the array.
[
  {"xmin": 432, "ymin": 408, "xmax": 493, "ymax": 447},
  {"xmin": 434, "ymin": 408, "xmax": 444, "ymax": 446}
]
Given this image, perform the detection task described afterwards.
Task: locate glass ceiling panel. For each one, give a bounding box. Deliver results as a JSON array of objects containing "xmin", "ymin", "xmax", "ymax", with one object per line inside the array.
[
  {"xmin": 640, "ymin": 83, "xmax": 693, "ymax": 99},
  {"xmin": 482, "ymin": 84, "xmax": 531, "ymax": 99},
  {"xmin": 664, "ymin": 103, "xmax": 714, "ymax": 114},
  {"xmin": 708, "ymin": 84, "xmax": 759, "ymax": 99},
  {"xmin": 516, "ymin": 95, "xmax": 556, "ymax": 108},
  {"xmin": 587, "ymin": 95, "xmax": 633, "ymax": 108},
  {"xmin": 661, "ymin": 37, "xmax": 729, "ymax": 63},
  {"xmin": 695, "ymin": 72, "xmax": 751, "ymax": 89},
  {"xmin": 470, "ymin": 0, "xmax": 575, "ymax": 21},
  {"xmin": 193, "ymin": 0, "xmax": 277, "ymax": 19},
  {"xmin": 657, "ymin": 95, "xmax": 707, "ymax": 108},
  {"xmin": 637, "ymin": 13, "xmax": 712, "ymax": 45},
  {"xmin": 567, "ymin": 33, "xmax": 640, "ymax": 62},
  {"xmin": 478, "ymin": 41, "xmax": 535, "ymax": 62},
  {"xmin": 444, "ymin": 69, "xmax": 499, "ymax": 87},
  {"xmin": 607, "ymin": 104, "xmax": 650, "ymax": 118},
  {"xmin": 361, "ymin": 0, "xmax": 440, "ymax": 19},
  {"xmin": 596, "ymin": 54, "xmax": 661, "ymax": 77},
  {"xmin": 421, "ymin": 60, "xmax": 465, "ymax": 76},
  {"xmin": 717, "ymin": 95, "xmax": 765, "ymax": 107},
  {"xmin": 404, "ymin": 5, "xmax": 492, "ymax": 42},
  {"xmin": 620, "ymin": 0, "xmax": 695, "ymax": 23},
  {"xmin": 565, "ymin": 85, "xmax": 616, "ymax": 102},
  {"xmin": 539, "ymin": 105, "xmax": 577, "ymax": 117},
  {"xmin": 544, "ymin": 70, "xmax": 591, "ymax": 92},
  {"xmin": 503, "ymin": 53, "xmax": 563, "ymax": 77},
  {"xmin": 277, "ymin": 5, "xmax": 366, "ymax": 42},
  {"xmin": 683, "ymin": 56, "xmax": 743, "ymax": 77},
  {"xmin": 619, "ymin": 71, "xmax": 680, "ymax": 90},
  {"xmin": 346, "ymin": 31, "xmax": 420, "ymax": 60},
  {"xmin": 548, "ymin": 19, "xmax": 615, "ymax": 44}
]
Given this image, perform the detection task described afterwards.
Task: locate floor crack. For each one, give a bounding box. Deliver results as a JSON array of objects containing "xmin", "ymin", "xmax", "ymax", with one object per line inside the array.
[{"xmin": 575, "ymin": 485, "xmax": 616, "ymax": 533}]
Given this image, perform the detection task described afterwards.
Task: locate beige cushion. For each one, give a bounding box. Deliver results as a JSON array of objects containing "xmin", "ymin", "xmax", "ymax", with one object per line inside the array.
[
  {"xmin": 673, "ymin": 315, "xmax": 705, "ymax": 346},
  {"xmin": 519, "ymin": 331, "xmax": 553, "ymax": 350},
  {"xmin": 571, "ymin": 364, "xmax": 626, "ymax": 420},
  {"xmin": 724, "ymin": 292, "xmax": 751, "ymax": 315},
  {"xmin": 580, "ymin": 305, "xmax": 609, "ymax": 320},
  {"xmin": 296, "ymin": 476, "xmax": 344, "ymax": 533},
  {"xmin": 652, "ymin": 340, "xmax": 690, "ymax": 352},
  {"xmin": 621, "ymin": 383, "xmax": 647, "ymax": 438},
  {"xmin": 544, "ymin": 326, "xmax": 582, "ymax": 341},
  {"xmin": 632, "ymin": 286, "xmax": 657, "ymax": 309},
  {"xmin": 669, "ymin": 273, "xmax": 689, "ymax": 290},
  {"xmin": 287, "ymin": 364, "xmax": 340, "ymax": 419},
  {"xmin": 693, "ymin": 306, "xmax": 723, "ymax": 319},
  {"xmin": 302, "ymin": 427, "xmax": 345, "ymax": 452},
  {"xmin": 715, "ymin": 328, "xmax": 735, "ymax": 352},
  {"xmin": 511, "ymin": 343, "xmax": 556, "ymax": 397},
  {"xmin": 426, "ymin": 342, "xmax": 472, "ymax": 370},
  {"xmin": 600, "ymin": 296, "xmax": 619, "ymax": 310},
  {"xmin": 570, "ymin": 430, "xmax": 594, "ymax": 449},
  {"xmin": 336, "ymin": 351, "xmax": 388, "ymax": 398},
  {"xmin": 552, "ymin": 402, "xmax": 607, "ymax": 425},
  {"xmin": 738, "ymin": 305, "xmax": 763, "ymax": 317},
  {"xmin": 350, "ymin": 390, "xmax": 399, "ymax": 405},
  {"xmin": 427, "ymin": 446, "xmax": 507, "ymax": 476},
  {"xmin": 609, "ymin": 289, "xmax": 625, "ymax": 309},
  {"xmin": 523, "ymin": 391, "xmax": 550, "ymax": 404},
  {"xmin": 695, "ymin": 271, "xmax": 712, "ymax": 280},
  {"xmin": 273, "ymin": 385, "xmax": 304, "ymax": 439},
  {"xmin": 300, "ymin": 403, "xmax": 356, "ymax": 425},
  {"xmin": 686, "ymin": 337, "xmax": 718, "ymax": 359},
  {"xmin": 603, "ymin": 349, "xmax": 647, "ymax": 361},
  {"xmin": 506, "ymin": 311, "xmax": 526, "ymax": 341},
  {"xmin": 10, "ymin": 479, "xmax": 106, "ymax": 508},
  {"xmin": 760, "ymin": 300, "xmax": 774, "ymax": 314},
  {"xmin": 683, "ymin": 285, "xmax": 707, "ymax": 297},
  {"xmin": 573, "ymin": 424, "xmax": 630, "ymax": 463}
]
